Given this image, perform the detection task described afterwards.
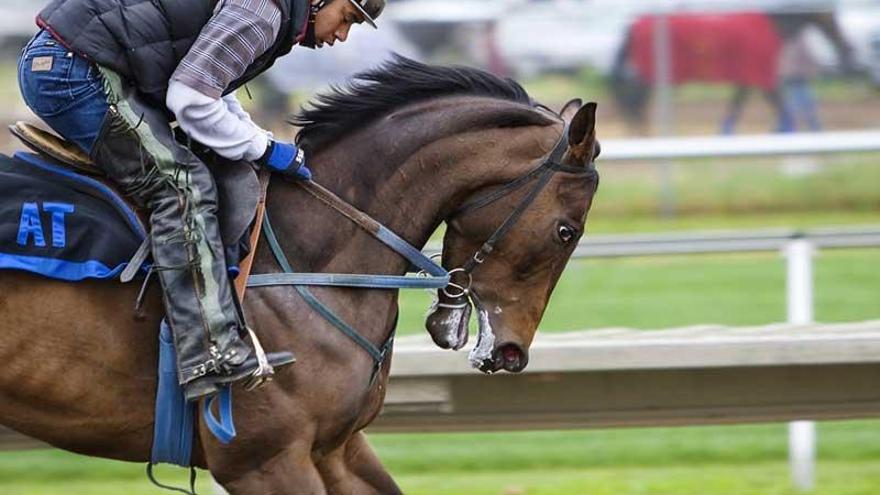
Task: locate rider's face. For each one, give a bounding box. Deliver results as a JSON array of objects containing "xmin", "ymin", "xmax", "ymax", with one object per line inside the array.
[{"xmin": 312, "ymin": 0, "xmax": 366, "ymax": 49}]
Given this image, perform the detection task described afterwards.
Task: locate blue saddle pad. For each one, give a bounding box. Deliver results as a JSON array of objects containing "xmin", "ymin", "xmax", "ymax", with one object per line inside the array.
[{"xmin": 0, "ymin": 152, "xmax": 146, "ymax": 281}]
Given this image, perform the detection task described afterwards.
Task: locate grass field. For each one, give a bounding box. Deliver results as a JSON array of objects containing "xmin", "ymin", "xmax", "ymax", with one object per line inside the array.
[{"xmin": 4, "ymin": 420, "xmax": 880, "ymax": 494}]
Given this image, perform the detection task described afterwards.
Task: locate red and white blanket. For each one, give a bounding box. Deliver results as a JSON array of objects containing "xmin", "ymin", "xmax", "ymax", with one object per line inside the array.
[{"xmin": 630, "ymin": 12, "xmax": 782, "ymax": 90}]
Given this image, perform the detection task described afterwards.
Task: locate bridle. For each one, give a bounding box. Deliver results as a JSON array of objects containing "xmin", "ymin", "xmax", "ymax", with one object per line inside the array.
[{"xmin": 438, "ymin": 122, "xmax": 596, "ymax": 301}]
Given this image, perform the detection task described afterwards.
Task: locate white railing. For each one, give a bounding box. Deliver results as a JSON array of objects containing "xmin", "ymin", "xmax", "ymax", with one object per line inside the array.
[
  {"xmin": 600, "ymin": 130, "xmax": 880, "ymax": 161},
  {"xmin": 427, "ymin": 226, "xmax": 880, "ymax": 260}
]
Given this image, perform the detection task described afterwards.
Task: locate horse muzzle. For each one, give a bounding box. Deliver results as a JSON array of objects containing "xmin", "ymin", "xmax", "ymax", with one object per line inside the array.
[{"xmin": 474, "ymin": 342, "xmax": 530, "ymax": 374}]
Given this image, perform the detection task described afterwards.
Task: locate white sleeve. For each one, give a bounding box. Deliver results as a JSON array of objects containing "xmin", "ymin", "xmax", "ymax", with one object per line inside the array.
[
  {"xmin": 223, "ymin": 92, "xmax": 256, "ymax": 126},
  {"xmin": 166, "ymin": 81, "xmax": 270, "ymax": 162}
]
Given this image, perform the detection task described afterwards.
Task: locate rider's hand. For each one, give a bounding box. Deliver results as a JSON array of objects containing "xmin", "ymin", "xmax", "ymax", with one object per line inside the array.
[{"xmin": 258, "ymin": 141, "xmax": 312, "ymax": 181}]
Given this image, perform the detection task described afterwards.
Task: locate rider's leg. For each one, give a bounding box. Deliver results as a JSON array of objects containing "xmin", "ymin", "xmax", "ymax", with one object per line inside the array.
[
  {"xmin": 18, "ymin": 30, "xmax": 288, "ymax": 401},
  {"xmin": 92, "ymin": 68, "xmax": 263, "ymax": 400}
]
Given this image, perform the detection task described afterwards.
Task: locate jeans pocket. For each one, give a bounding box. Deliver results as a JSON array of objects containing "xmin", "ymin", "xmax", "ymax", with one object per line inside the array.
[
  {"xmin": 67, "ymin": 53, "xmax": 103, "ymax": 100},
  {"xmin": 19, "ymin": 49, "xmax": 77, "ymax": 117}
]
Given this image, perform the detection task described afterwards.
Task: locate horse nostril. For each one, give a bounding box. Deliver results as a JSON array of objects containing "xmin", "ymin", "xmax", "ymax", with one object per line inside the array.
[
  {"xmin": 502, "ymin": 345, "xmax": 519, "ymax": 363},
  {"xmin": 499, "ymin": 343, "xmax": 527, "ymax": 372}
]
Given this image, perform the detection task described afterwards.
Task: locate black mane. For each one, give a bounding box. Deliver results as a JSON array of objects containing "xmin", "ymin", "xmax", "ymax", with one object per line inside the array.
[{"xmin": 293, "ymin": 55, "xmax": 535, "ymax": 152}]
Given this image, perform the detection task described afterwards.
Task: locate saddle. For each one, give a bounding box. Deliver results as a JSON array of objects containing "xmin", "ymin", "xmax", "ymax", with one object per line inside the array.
[{"xmin": 2, "ymin": 122, "xmax": 266, "ymax": 289}]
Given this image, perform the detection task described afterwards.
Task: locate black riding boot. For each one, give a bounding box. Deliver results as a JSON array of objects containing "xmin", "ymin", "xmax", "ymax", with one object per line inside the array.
[{"xmin": 91, "ymin": 68, "xmax": 293, "ymax": 401}]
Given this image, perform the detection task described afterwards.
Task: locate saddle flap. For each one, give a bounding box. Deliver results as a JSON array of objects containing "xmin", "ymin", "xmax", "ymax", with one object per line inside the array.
[
  {"xmin": 207, "ymin": 159, "xmax": 261, "ymax": 247},
  {"xmin": 9, "ymin": 122, "xmax": 103, "ymax": 176}
]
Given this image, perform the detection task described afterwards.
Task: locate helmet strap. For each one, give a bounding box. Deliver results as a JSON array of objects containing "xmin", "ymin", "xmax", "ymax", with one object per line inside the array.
[{"xmin": 301, "ymin": 0, "xmax": 331, "ymax": 49}]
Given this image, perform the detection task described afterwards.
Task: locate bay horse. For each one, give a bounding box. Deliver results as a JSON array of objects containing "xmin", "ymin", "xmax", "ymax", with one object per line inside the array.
[
  {"xmin": 610, "ymin": 11, "xmax": 855, "ymax": 134},
  {"xmin": 0, "ymin": 56, "xmax": 600, "ymax": 494}
]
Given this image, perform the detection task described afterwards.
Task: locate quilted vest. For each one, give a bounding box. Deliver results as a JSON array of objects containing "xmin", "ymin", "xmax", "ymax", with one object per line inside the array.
[{"xmin": 37, "ymin": 0, "xmax": 309, "ymax": 107}]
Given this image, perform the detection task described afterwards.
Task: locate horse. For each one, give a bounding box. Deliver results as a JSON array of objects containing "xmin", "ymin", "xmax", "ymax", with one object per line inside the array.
[
  {"xmin": 0, "ymin": 56, "xmax": 601, "ymax": 494},
  {"xmin": 609, "ymin": 11, "xmax": 856, "ymax": 134}
]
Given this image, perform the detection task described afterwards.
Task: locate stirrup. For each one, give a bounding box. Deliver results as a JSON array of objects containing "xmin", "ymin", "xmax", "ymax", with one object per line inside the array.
[
  {"xmin": 184, "ymin": 351, "xmax": 295, "ymax": 402},
  {"xmin": 244, "ymin": 327, "xmax": 275, "ymax": 391}
]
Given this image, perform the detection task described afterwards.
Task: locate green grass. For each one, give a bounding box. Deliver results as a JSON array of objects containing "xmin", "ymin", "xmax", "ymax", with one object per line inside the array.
[
  {"xmin": 4, "ymin": 421, "xmax": 880, "ymax": 494},
  {"xmin": 11, "ymin": 462, "xmax": 880, "ymax": 495},
  {"xmin": 590, "ymin": 155, "xmax": 880, "ymax": 219},
  {"xmin": 393, "ymin": 462, "xmax": 880, "ymax": 495},
  {"xmin": 380, "ymin": 422, "xmax": 880, "ymax": 494},
  {"xmin": 373, "ymin": 422, "xmax": 880, "ymax": 473}
]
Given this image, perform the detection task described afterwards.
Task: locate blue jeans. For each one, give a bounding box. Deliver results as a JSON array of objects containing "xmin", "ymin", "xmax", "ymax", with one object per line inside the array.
[{"xmin": 18, "ymin": 30, "xmax": 109, "ymax": 154}]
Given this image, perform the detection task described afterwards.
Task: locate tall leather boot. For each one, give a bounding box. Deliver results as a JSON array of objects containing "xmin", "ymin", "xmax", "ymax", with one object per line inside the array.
[{"xmin": 91, "ymin": 68, "xmax": 293, "ymax": 401}]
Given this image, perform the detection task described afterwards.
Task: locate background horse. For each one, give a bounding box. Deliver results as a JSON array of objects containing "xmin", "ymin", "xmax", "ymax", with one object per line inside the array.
[
  {"xmin": 0, "ymin": 57, "xmax": 600, "ymax": 494},
  {"xmin": 609, "ymin": 11, "xmax": 855, "ymax": 134}
]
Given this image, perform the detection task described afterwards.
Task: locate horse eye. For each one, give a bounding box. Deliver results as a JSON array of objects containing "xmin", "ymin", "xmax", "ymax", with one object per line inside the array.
[{"xmin": 557, "ymin": 224, "xmax": 576, "ymax": 244}]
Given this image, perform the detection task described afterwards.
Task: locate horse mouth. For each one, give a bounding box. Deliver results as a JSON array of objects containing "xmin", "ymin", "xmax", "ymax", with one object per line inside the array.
[{"xmin": 468, "ymin": 301, "xmax": 529, "ymax": 373}]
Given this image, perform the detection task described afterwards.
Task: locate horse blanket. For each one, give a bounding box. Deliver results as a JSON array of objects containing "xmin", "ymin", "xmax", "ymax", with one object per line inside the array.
[{"xmin": 630, "ymin": 12, "xmax": 783, "ymax": 90}]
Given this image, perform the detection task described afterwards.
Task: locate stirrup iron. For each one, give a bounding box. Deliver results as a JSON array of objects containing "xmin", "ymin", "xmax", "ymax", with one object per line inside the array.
[{"xmin": 244, "ymin": 327, "xmax": 274, "ymax": 391}]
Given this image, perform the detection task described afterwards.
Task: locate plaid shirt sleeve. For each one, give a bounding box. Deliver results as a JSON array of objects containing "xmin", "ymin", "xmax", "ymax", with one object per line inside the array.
[{"xmin": 171, "ymin": 0, "xmax": 283, "ymax": 99}]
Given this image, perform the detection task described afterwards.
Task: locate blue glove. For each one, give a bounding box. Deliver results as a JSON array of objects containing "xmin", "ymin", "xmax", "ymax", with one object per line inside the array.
[{"xmin": 258, "ymin": 141, "xmax": 312, "ymax": 181}]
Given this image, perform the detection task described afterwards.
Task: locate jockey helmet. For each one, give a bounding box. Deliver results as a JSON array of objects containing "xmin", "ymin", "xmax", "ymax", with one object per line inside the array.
[{"xmin": 347, "ymin": 0, "xmax": 385, "ymax": 29}]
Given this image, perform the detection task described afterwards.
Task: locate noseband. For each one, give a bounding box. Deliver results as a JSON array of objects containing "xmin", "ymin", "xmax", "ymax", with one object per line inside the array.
[{"xmin": 440, "ymin": 122, "xmax": 595, "ymax": 300}]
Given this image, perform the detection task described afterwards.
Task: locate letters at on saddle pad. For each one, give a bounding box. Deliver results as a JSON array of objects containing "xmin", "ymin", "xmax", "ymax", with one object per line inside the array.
[
  {"xmin": 0, "ymin": 152, "xmax": 146, "ymax": 281},
  {"xmin": 0, "ymin": 148, "xmax": 261, "ymax": 283}
]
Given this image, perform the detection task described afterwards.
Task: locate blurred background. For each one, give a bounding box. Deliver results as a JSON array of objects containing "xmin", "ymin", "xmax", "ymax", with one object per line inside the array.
[{"xmin": 0, "ymin": 0, "xmax": 878, "ymax": 494}]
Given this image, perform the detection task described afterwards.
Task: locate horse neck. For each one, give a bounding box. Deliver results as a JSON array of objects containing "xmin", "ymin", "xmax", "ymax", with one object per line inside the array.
[{"xmin": 256, "ymin": 98, "xmax": 559, "ymax": 279}]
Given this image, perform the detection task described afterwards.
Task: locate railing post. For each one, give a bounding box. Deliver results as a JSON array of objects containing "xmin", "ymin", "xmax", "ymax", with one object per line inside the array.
[
  {"xmin": 785, "ymin": 236, "xmax": 816, "ymax": 492},
  {"xmin": 786, "ymin": 236, "xmax": 814, "ymax": 324},
  {"xmin": 651, "ymin": 9, "xmax": 676, "ymax": 218}
]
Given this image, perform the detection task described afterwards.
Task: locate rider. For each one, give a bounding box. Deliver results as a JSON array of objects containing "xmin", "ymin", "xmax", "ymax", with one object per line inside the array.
[{"xmin": 18, "ymin": 0, "xmax": 385, "ymax": 401}]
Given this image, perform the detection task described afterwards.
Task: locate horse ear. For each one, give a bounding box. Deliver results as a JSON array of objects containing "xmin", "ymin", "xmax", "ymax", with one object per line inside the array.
[
  {"xmin": 569, "ymin": 102, "xmax": 597, "ymax": 146},
  {"xmin": 567, "ymin": 102, "xmax": 598, "ymax": 164},
  {"xmin": 559, "ymin": 98, "xmax": 583, "ymax": 123}
]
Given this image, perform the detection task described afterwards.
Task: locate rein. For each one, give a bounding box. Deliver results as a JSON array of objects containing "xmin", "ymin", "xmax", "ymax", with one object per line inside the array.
[{"xmin": 246, "ymin": 121, "xmax": 590, "ymax": 372}]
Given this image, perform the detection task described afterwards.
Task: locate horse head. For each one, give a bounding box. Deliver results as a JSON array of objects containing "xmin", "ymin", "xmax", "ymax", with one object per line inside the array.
[{"xmin": 426, "ymin": 98, "xmax": 601, "ymax": 373}]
